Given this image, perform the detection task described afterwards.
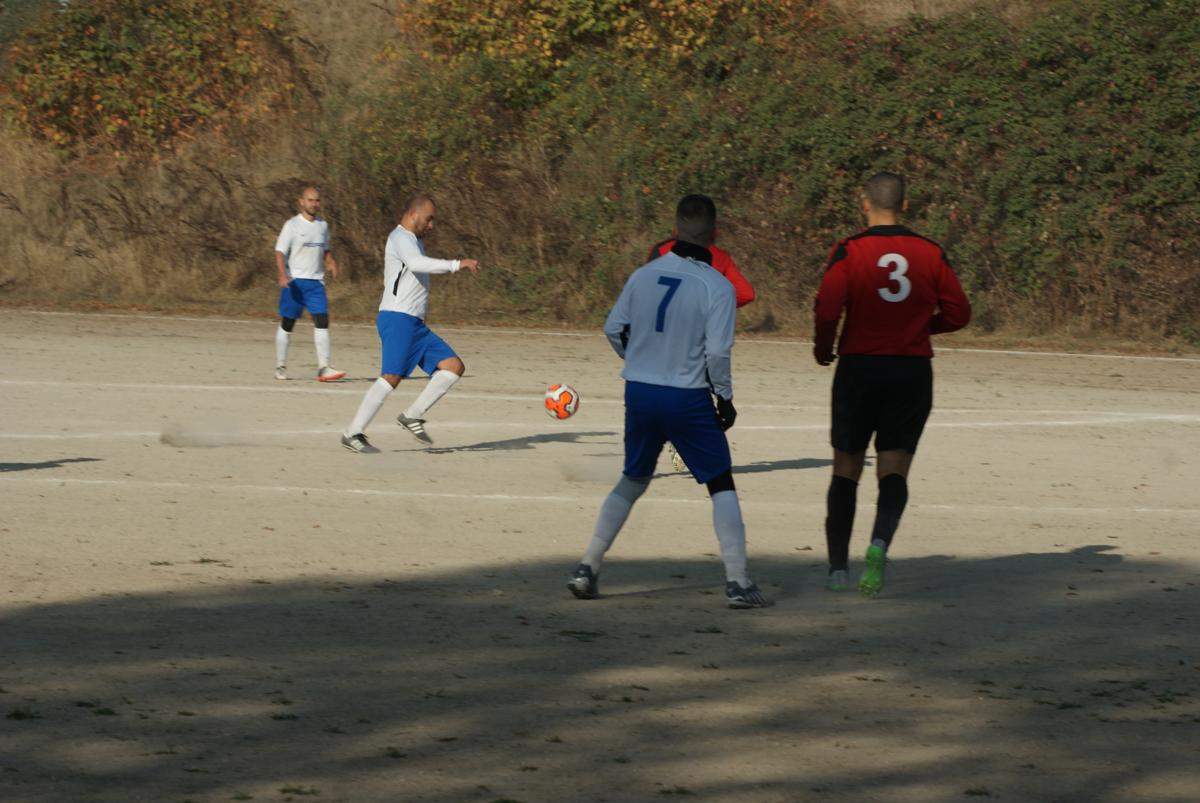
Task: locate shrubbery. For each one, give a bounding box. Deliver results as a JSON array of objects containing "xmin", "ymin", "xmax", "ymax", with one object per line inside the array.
[
  {"xmin": 331, "ymin": 0, "xmax": 1199, "ymax": 340},
  {"xmin": 3, "ymin": 0, "xmax": 294, "ymax": 153}
]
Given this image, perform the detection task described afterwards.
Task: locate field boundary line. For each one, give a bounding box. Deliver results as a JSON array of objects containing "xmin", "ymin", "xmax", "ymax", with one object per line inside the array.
[
  {"xmin": 3, "ymin": 475, "xmax": 1198, "ymax": 516},
  {"xmin": 2, "ymin": 412, "xmax": 1197, "ymax": 442},
  {"xmin": 3, "ymin": 379, "xmax": 1198, "ymax": 421},
  {"xmin": 16, "ymin": 309, "xmax": 1200, "ymax": 364}
]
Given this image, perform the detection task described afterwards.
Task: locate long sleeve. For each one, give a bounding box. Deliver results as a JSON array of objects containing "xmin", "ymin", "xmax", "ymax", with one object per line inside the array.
[
  {"xmin": 716, "ymin": 253, "xmax": 756, "ymax": 308},
  {"xmin": 391, "ymin": 231, "xmax": 460, "ymax": 275},
  {"xmin": 704, "ymin": 282, "xmax": 736, "ymax": 400},
  {"xmin": 813, "ymin": 242, "xmax": 850, "ymax": 355},
  {"xmin": 930, "ymin": 253, "xmax": 971, "ymax": 334},
  {"xmin": 603, "ymin": 280, "xmax": 633, "ymax": 358}
]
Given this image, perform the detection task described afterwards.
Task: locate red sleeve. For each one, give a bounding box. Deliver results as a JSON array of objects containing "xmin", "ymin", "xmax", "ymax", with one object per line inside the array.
[
  {"xmin": 648, "ymin": 238, "xmax": 674, "ymax": 263},
  {"xmin": 716, "ymin": 254, "xmax": 756, "ymax": 308},
  {"xmin": 930, "ymin": 251, "xmax": 971, "ymax": 334},
  {"xmin": 813, "ymin": 242, "xmax": 850, "ymax": 353}
]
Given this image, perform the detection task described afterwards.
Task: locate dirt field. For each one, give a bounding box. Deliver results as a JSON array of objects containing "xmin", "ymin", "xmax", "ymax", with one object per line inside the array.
[{"xmin": 2, "ymin": 310, "xmax": 1198, "ymax": 803}]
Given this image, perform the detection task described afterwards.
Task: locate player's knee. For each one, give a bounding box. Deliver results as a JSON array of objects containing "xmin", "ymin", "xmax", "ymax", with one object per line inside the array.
[
  {"xmin": 280, "ymin": 317, "xmax": 296, "ymax": 333},
  {"xmin": 441, "ymin": 357, "xmax": 465, "ymax": 376},
  {"xmin": 706, "ymin": 470, "xmax": 736, "ymax": 496},
  {"xmin": 312, "ymin": 313, "xmax": 329, "ymax": 329},
  {"xmin": 381, "ymin": 374, "xmax": 402, "ymax": 389},
  {"xmin": 614, "ymin": 475, "xmax": 650, "ymax": 503}
]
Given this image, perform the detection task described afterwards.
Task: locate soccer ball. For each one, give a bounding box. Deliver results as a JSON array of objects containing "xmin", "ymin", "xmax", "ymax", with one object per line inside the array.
[{"xmin": 544, "ymin": 383, "xmax": 580, "ymax": 420}]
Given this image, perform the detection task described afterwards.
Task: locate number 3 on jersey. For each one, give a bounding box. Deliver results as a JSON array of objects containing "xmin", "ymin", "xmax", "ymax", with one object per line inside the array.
[
  {"xmin": 655, "ymin": 276, "xmax": 682, "ymax": 332},
  {"xmin": 876, "ymin": 253, "xmax": 911, "ymax": 303}
]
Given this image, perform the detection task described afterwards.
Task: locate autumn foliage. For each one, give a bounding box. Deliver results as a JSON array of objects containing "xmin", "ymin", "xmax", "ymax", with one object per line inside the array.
[{"xmin": 3, "ymin": 0, "xmax": 293, "ymax": 154}]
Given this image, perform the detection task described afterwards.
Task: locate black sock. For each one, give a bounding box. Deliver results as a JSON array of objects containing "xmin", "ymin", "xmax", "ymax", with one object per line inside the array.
[
  {"xmin": 825, "ymin": 476, "xmax": 858, "ymax": 571},
  {"xmin": 871, "ymin": 474, "xmax": 909, "ymax": 549}
]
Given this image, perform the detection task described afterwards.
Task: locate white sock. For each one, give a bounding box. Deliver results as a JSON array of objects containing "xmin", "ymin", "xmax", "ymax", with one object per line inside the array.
[
  {"xmin": 582, "ymin": 476, "xmax": 648, "ymax": 570},
  {"xmin": 275, "ymin": 327, "xmax": 289, "ymax": 367},
  {"xmin": 712, "ymin": 490, "xmax": 750, "ymax": 586},
  {"xmin": 403, "ymin": 369, "xmax": 459, "ymax": 419},
  {"xmin": 314, "ymin": 327, "xmax": 331, "ymax": 369},
  {"xmin": 346, "ymin": 377, "xmax": 393, "ymax": 436}
]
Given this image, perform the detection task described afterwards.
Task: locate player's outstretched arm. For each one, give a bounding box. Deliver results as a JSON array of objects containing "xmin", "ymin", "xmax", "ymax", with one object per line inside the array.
[{"xmin": 397, "ymin": 234, "xmax": 467, "ymax": 275}]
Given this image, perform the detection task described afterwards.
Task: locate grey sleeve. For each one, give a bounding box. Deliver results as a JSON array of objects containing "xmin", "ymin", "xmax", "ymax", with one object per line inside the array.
[
  {"xmin": 704, "ymin": 281, "xmax": 736, "ymax": 400},
  {"xmin": 603, "ymin": 277, "xmax": 634, "ymax": 358}
]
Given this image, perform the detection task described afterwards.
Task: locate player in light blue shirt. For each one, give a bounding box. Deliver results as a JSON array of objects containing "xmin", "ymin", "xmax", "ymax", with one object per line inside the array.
[{"xmin": 567, "ymin": 195, "xmax": 770, "ymax": 609}]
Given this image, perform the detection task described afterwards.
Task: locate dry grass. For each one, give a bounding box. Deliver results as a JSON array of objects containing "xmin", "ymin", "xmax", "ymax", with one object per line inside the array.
[{"xmin": 829, "ymin": 0, "xmax": 1039, "ymax": 23}]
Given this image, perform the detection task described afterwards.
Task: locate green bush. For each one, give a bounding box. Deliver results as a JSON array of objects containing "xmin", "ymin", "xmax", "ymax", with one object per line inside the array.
[
  {"xmin": 2, "ymin": 0, "xmax": 294, "ymax": 153},
  {"xmin": 327, "ymin": 0, "xmax": 1198, "ymax": 339}
]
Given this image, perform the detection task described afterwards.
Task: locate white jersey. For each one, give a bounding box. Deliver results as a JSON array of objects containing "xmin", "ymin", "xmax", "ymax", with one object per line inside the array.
[
  {"xmin": 274, "ymin": 214, "xmax": 330, "ymax": 281},
  {"xmin": 378, "ymin": 225, "xmax": 460, "ymax": 319},
  {"xmin": 603, "ymin": 247, "xmax": 736, "ymax": 400}
]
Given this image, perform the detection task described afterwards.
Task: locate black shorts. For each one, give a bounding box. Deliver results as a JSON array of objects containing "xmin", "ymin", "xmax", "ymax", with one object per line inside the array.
[{"xmin": 831, "ymin": 355, "xmax": 933, "ymax": 454}]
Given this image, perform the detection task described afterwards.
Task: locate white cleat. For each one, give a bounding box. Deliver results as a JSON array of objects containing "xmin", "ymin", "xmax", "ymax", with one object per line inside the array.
[
  {"xmin": 317, "ymin": 366, "xmax": 347, "ymax": 382},
  {"xmin": 274, "ymin": 365, "xmax": 288, "ymax": 381}
]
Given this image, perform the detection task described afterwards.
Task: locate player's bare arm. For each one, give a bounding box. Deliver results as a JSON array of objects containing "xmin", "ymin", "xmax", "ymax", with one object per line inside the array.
[
  {"xmin": 275, "ymin": 250, "xmax": 289, "ymax": 288},
  {"xmin": 324, "ymin": 250, "xmax": 339, "ymax": 280}
]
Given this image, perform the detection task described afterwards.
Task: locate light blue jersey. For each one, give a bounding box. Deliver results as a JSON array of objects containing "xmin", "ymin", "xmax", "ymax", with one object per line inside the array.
[{"xmin": 604, "ymin": 247, "xmax": 736, "ymax": 400}]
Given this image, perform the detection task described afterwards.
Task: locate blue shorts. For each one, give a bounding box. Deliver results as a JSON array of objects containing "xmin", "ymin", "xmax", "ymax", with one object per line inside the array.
[
  {"xmin": 623, "ymin": 381, "xmax": 732, "ymax": 484},
  {"xmin": 278, "ymin": 279, "xmax": 328, "ymax": 318},
  {"xmin": 377, "ymin": 311, "xmax": 457, "ymax": 377}
]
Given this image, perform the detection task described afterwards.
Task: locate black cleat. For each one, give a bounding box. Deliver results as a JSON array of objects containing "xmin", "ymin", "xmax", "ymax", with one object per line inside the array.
[
  {"xmin": 567, "ymin": 564, "xmax": 599, "ymax": 599},
  {"xmin": 725, "ymin": 581, "xmax": 772, "ymax": 609},
  {"xmin": 341, "ymin": 432, "xmax": 380, "ymax": 454}
]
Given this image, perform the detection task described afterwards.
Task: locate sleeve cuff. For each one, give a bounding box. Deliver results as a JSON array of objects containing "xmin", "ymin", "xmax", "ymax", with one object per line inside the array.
[{"xmin": 451, "ymin": 260, "xmax": 461, "ymax": 272}]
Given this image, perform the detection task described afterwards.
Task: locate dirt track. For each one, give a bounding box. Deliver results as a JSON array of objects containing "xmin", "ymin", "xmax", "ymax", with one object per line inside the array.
[{"xmin": 2, "ymin": 310, "xmax": 1199, "ymax": 802}]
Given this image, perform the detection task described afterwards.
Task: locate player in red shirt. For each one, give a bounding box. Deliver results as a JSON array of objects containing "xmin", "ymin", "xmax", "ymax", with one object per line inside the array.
[
  {"xmin": 813, "ymin": 172, "xmax": 970, "ymax": 597},
  {"xmin": 648, "ymin": 238, "xmax": 756, "ymax": 308}
]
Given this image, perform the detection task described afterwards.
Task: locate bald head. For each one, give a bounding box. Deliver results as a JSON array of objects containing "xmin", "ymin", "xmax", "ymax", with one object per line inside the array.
[
  {"xmin": 400, "ymin": 193, "xmax": 438, "ymax": 238},
  {"xmin": 296, "ymin": 185, "xmax": 321, "ymax": 219}
]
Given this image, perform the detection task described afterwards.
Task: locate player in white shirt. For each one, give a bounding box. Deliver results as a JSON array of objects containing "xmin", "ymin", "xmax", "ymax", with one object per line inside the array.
[
  {"xmin": 567, "ymin": 195, "xmax": 770, "ymax": 609},
  {"xmin": 273, "ymin": 186, "xmax": 346, "ymax": 382},
  {"xmin": 341, "ymin": 195, "xmax": 479, "ymax": 453}
]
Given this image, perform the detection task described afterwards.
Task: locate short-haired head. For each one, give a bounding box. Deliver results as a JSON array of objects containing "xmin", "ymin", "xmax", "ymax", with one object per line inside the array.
[
  {"xmin": 297, "ymin": 185, "xmax": 322, "ymax": 217},
  {"xmin": 401, "ymin": 193, "xmax": 437, "ymax": 237},
  {"xmin": 864, "ymin": 172, "xmax": 906, "ymax": 212},
  {"xmin": 402, "ymin": 193, "xmax": 435, "ymax": 218},
  {"xmin": 674, "ymin": 194, "xmax": 717, "ymax": 246}
]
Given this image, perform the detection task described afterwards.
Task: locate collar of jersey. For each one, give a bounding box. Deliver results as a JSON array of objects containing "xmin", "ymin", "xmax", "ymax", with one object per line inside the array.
[
  {"xmin": 669, "ymin": 240, "xmax": 713, "ymax": 265},
  {"xmin": 863, "ymin": 224, "xmax": 914, "ymax": 236}
]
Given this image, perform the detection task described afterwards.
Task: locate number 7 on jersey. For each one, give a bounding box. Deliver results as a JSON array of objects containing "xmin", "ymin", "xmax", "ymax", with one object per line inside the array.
[{"xmin": 655, "ymin": 276, "xmax": 682, "ymax": 332}]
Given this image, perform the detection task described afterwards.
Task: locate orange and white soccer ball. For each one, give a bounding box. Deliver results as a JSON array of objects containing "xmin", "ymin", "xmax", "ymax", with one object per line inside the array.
[{"xmin": 545, "ymin": 383, "xmax": 580, "ymax": 420}]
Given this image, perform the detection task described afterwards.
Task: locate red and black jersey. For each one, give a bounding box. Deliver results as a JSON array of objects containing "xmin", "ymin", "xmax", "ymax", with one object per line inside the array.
[
  {"xmin": 814, "ymin": 225, "xmax": 970, "ymax": 358},
  {"xmin": 649, "ymin": 239, "xmax": 756, "ymax": 308}
]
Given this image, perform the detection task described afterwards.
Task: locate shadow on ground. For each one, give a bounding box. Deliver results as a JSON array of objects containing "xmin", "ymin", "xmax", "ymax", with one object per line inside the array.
[
  {"xmin": 425, "ymin": 431, "xmax": 616, "ymax": 454},
  {"xmin": 0, "ymin": 457, "xmax": 101, "ymax": 473},
  {"xmin": 1, "ymin": 548, "xmax": 1197, "ymax": 802}
]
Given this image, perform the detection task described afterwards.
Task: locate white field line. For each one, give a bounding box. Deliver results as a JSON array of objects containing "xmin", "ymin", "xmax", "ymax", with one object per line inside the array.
[
  {"xmin": 2, "ymin": 475, "xmax": 1198, "ymax": 516},
  {"xmin": 2, "ymin": 413, "xmax": 1198, "ymax": 442},
  {"xmin": 17, "ymin": 309, "xmax": 1200, "ymax": 364},
  {"xmin": 0, "ymin": 379, "xmax": 1195, "ymax": 420}
]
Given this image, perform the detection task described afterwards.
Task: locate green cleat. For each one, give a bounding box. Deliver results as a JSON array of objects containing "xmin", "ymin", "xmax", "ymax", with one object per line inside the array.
[{"xmin": 859, "ymin": 544, "xmax": 887, "ymax": 598}]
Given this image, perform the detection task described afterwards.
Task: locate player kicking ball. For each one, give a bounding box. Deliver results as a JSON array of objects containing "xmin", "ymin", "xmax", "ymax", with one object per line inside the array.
[
  {"xmin": 273, "ymin": 185, "xmax": 346, "ymax": 382},
  {"xmin": 567, "ymin": 194, "xmax": 770, "ymax": 609},
  {"xmin": 813, "ymin": 173, "xmax": 971, "ymax": 596},
  {"xmin": 341, "ymin": 194, "xmax": 479, "ymax": 453}
]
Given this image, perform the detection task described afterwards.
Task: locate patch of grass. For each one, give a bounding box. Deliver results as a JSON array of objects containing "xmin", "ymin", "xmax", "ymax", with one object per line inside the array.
[
  {"xmin": 278, "ymin": 787, "xmax": 319, "ymax": 797},
  {"xmin": 6, "ymin": 707, "xmax": 40, "ymax": 721}
]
